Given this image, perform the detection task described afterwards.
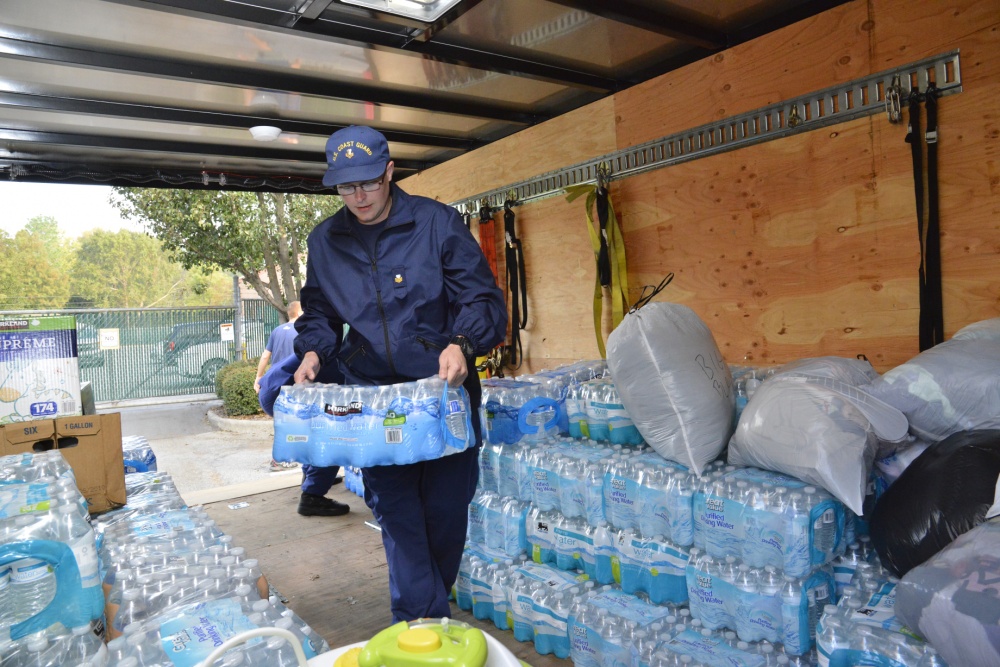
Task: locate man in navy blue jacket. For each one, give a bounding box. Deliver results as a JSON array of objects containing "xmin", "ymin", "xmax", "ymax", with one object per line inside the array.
[{"xmin": 293, "ymin": 125, "xmax": 507, "ymax": 623}]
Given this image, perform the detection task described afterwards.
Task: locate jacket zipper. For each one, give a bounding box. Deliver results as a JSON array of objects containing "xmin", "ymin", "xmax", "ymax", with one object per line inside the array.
[{"xmin": 368, "ymin": 234, "xmax": 396, "ymax": 375}]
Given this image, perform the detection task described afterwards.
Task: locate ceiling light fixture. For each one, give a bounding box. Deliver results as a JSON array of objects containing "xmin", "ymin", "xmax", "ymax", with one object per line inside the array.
[
  {"xmin": 249, "ymin": 125, "xmax": 282, "ymax": 142},
  {"xmin": 338, "ymin": 0, "xmax": 463, "ymax": 23}
]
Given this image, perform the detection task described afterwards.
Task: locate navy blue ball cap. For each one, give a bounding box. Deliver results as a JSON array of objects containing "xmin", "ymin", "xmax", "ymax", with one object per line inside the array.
[{"xmin": 323, "ymin": 125, "xmax": 390, "ymax": 187}]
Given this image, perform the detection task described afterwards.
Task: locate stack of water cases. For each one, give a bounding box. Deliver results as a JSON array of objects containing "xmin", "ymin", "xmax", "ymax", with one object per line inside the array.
[
  {"xmin": 93, "ymin": 466, "xmax": 331, "ymax": 666},
  {"xmin": 0, "ymin": 451, "xmax": 106, "ymax": 665},
  {"xmin": 273, "ymin": 376, "xmax": 474, "ymax": 467},
  {"xmin": 816, "ymin": 557, "xmax": 946, "ymax": 666}
]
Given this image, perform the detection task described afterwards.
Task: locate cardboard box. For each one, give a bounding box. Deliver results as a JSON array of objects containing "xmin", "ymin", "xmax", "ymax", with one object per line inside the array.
[
  {"xmin": 2, "ymin": 413, "xmax": 126, "ymax": 513},
  {"xmin": 0, "ymin": 316, "xmax": 82, "ymax": 424}
]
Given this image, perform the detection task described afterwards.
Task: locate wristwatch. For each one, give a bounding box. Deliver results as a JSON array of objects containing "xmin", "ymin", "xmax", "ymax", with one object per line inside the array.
[{"xmin": 450, "ymin": 335, "xmax": 475, "ymax": 359}]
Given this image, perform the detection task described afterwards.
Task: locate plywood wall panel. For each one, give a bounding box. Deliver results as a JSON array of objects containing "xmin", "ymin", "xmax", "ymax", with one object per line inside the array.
[
  {"xmin": 613, "ymin": 2, "xmax": 873, "ymax": 149},
  {"xmin": 399, "ymin": 98, "xmax": 617, "ymax": 205},
  {"xmin": 400, "ymin": 0, "xmax": 998, "ymax": 375}
]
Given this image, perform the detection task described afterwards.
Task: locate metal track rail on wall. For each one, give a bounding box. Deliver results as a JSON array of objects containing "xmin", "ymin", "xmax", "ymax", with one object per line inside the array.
[{"xmin": 452, "ymin": 50, "xmax": 962, "ymax": 214}]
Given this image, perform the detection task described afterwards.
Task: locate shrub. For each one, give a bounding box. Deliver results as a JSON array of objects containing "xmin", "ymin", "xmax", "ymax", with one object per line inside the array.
[
  {"xmin": 215, "ymin": 358, "xmax": 257, "ymax": 397},
  {"xmin": 220, "ymin": 364, "xmax": 263, "ymax": 416}
]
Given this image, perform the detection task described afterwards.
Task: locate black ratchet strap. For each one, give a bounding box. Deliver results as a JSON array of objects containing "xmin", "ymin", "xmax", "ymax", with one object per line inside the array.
[
  {"xmin": 504, "ymin": 200, "xmax": 528, "ymax": 369},
  {"xmin": 906, "ymin": 84, "xmax": 944, "ymax": 351}
]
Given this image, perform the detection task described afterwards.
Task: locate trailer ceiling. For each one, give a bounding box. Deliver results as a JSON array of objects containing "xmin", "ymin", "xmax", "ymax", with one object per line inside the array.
[{"xmin": 0, "ymin": 0, "xmax": 847, "ymax": 193}]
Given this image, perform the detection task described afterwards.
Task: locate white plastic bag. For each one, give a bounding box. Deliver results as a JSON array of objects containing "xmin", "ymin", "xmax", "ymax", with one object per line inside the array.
[
  {"xmin": 729, "ymin": 375, "xmax": 894, "ymax": 515},
  {"xmin": 606, "ymin": 303, "xmax": 734, "ymax": 475},
  {"xmin": 868, "ymin": 338, "xmax": 1000, "ymax": 442}
]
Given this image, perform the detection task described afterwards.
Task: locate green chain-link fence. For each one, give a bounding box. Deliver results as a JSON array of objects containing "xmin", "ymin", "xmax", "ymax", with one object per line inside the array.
[{"xmin": 2, "ymin": 301, "xmax": 282, "ymax": 403}]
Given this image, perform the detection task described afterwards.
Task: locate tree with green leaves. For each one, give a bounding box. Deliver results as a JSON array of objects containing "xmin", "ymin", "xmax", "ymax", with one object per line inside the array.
[
  {"xmin": 70, "ymin": 229, "xmax": 185, "ymax": 308},
  {"xmin": 0, "ymin": 228, "xmax": 73, "ymax": 310},
  {"xmin": 111, "ymin": 189, "xmax": 342, "ymax": 320},
  {"xmin": 23, "ymin": 215, "xmax": 75, "ymax": 270}
]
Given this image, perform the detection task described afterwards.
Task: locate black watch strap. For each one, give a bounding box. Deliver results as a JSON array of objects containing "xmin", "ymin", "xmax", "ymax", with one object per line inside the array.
[{"xmin": 450, "ymin": 335, "xmax": 475, "ymax": 359}]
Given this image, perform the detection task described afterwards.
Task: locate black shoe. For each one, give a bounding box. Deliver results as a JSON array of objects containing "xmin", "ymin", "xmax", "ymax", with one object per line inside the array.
[
  {"xmin": 331, "ymin": 476, "xmax": 344, "ymax": 486},
  {"xmin": 298, "ymin": 493, "xmax": 350, "ymax": 517}
]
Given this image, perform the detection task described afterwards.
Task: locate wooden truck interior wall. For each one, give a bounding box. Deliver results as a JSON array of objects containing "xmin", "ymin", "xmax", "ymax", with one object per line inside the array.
[{"xmin": 399, "ymin": 0, "xmax": 999, "ymax": 374}]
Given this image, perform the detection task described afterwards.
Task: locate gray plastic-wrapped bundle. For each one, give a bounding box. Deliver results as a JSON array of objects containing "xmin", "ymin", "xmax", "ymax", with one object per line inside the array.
[
  {"xmin": 953, "ymin": 317, "xmax": 1000, "ymax": 341},
  {"xmin": 773, "ymin": 356, "xmax": 880, "ymax": 385},
  {"xmin": 606, "ymin": 302, "xmax": 733, "ymax": 475},
  {"xmin": 895, "ymin": 518, "xmax": 1000, "ymax": 667},
  {"xmin": 729, "ymin": 373, "xmax": 907, "ymax": 515},
  {"xmin": 867, "ymin": 338, "xmax": 1000, "ymax": 442}
]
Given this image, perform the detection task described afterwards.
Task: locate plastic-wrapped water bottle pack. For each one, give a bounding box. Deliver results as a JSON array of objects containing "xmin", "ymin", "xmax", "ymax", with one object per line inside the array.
[
  {"xmin": 121, "ymin": 436, "xmax": 158, "ymax": 475},
  {"xmin": 273, "ymin": 376, "xmax": 474, "ymax": 467},
  {"xmin": 565, "ymin": 378, "xmax": 643, "ymax": 445},
  {"xmin": 692, "ymin": 464, "xmax": 847, "ymax": 579},
  {"xmin": 685, "ymin": 548, "xmax": 835, "ymax": 655},
  {"xmin": 95, "ymin": 473, "xmax": 332, "ymax": 666},
  {"xmin": 0, "ymin": 451, "xmax": 104, "ymax": 645}
]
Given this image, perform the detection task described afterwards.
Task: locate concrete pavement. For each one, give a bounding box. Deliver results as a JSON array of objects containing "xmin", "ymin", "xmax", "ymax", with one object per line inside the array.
[{"xmin": 109, "ymin": 399, "xmax": 302, "ymax": 502}]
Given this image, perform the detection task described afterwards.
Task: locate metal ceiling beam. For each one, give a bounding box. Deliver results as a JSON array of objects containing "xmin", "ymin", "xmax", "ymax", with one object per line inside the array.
[
  {"xmin": 301, "ymin": 17, "xmax": 623, "ymax": 91},
  {"xmin": 0, "ymin": 37, "xmax": 543, "ymax": 125},
  {"xmin": 129, "ymin": 0, "xmax": 621, "ymax": 90},
  {"xmin": 0, "ymin": 91, "xmax": 483, "ymax": 150},
  {"xmin": 0, "ymin": 128, "xmax": 437, "ymax": 171},
  {"xmin": 544, "ymin": 0, "xmax": 727, "ymax": 50}
]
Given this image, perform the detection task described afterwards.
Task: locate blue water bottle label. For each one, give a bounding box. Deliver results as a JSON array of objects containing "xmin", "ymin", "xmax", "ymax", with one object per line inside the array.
[{"xmin": 159, "ymin": 599, "xmax": 259, "ymax": 667}]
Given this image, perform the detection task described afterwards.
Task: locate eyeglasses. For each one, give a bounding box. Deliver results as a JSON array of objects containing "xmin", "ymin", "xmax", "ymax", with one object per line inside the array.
[{"xmin": 336, "ymin": 172, "xmax": 386, "ymax": 196}]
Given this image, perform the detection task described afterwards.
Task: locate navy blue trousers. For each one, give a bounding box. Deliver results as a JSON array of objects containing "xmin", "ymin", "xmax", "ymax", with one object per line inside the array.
[
  {"xmin": 361, "ymin": 446, "xmax": 479, "ymax": 623},
  {"xmin": 301, "ymin": 465, "xmax": 341, "ymax": 496}
]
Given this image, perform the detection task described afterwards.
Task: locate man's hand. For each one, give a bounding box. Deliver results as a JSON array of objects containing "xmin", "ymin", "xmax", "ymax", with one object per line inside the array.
[
  {"xmin": 439, "ymin": 344, "xmax": 469, "ymax": 388},
  {"xmin": 253, "ymin": 378, "xmax": 262, "ymax": 394},
  {"xmin": 294, "ymin": 351, "xmax": 322, "ymax": 384}
]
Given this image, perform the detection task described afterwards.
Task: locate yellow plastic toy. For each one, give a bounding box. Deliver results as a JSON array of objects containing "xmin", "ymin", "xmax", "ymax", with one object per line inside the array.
[{"xmin": 357, "ymin": 619, "xmax": 488, "ymax": 667}]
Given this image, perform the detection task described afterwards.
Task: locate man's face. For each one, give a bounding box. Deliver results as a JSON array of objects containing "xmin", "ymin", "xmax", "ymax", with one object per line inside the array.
[{"xmin": 338, "ymin": 161, "xmax": 394, "ymax": 225}]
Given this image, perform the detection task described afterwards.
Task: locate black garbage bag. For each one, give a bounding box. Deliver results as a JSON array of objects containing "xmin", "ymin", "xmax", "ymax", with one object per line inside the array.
[{"xmin": 870, "ymin": 429, "xmax": 1000, "ymax": 577}]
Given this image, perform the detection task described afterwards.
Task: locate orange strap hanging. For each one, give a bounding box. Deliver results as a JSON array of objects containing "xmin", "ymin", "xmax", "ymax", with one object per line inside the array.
[{"xmin": 478, "ymin": 203, "xmax": 500, "ymax": 285}]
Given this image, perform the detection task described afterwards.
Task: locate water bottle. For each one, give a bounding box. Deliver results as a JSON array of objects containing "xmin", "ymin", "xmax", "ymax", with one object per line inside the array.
[
  {"xmin": 455, "ymin": 553, "xmax": 475, "ymax": 611},
  {"xmin": 56, "ymin": 503, "xmax": 101, "ymax": 593},
  {"xmin": 530, "ymin": 448, "xmax": 559, "ymax": 512},
  {"xmin": 491, "ymin": 561, "xmax": 512, "ymax": 631},
  {"xmin": 467, "ymin": 489, "xmax": 488, "ymax": 545},
  {"xmin": 584, "ymin": 464, "xmax": 606, "ymax": 527},
  {"xmin": 558, "ymin": 456, "xmax": 585, "ymax": 519},
  {"xmin": 445, "ymin": 388, "xmax": 469, "ymax": 442},
  {"xmin": 10, "ymin": 533, "xmax": 57, "ymax": 624},
  {"xmin": 592, "ymin": 521, "xmax": 615, "ymax": 585},
  {"xmin": 666, "ymin": 472, "xmax": 694, "ymax": 547},
  {"xmin": 508, "ymin": 574, "xmax": 534, "ymax": 643},
  {"xmin": 482, "ymin": 492, "xmax": 503, "ymax": 551},
  {"xmin": 0, "ymin": 565, "xmax": 12, "ymax": 627},
  {"xmin": 784, "ymin": 492, "xmax": 811, "ymax": 578},
  {"xmin": 479, "ymin": 442, "xmax": 499, "ymax": 494},
  {"xmin": 780, "ymin": 575, "xmax": 807, "ymax": 655},
  {"xmin": 471, "ymin": 560, "xmax": 493, "ymax": 621},
  {"xmin": 65, "ymin": 623, "xmax": 109, "ymax": 667},
  {"xmin": 733, "ymin": 564, "xmax": 759, "ymax": 639}
]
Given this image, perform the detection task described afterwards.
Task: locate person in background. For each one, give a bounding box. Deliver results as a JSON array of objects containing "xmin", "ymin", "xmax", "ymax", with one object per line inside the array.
[
  {"xmin": 256, "ymin": 300, "xmax": 303, "ymax": 473},
  {"xmin": 258, "ymin": 353, "xmax": 350, "ymax": 517},
  {"xmin": 293, "ymin": 125, "xmax": 507, "ymax": 622}
]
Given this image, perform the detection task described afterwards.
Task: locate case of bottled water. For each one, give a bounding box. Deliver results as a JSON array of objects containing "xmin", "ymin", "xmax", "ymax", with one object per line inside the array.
[
  {"xmin": 121, "ymin": 436, "xmax": 158, "ymax": 474},
  {"xmin": 481, "ymin": 378, "xmax": 561, "ymax": 445},
  {"xmin": 612, "ymin": 528, "xmax": 689, "ymax": 605},
  {"xmin": 692, "ymin": 465, "xmax": 846, "ymax": 579},
  {"xmin": 1, "ymin": 451, "xmax": 104, "ymax": 643},
  {"xmin": 816, "ymin": 584, "xmax": 944, "ymax": 667},
  {"xmin": 565, "ymin": 378, "xmax": 643, "ymax": 446},
  {"xmin": 685, "ymin": 549, "xmax": 835, "ymax": 655},
  {"xmin": 273, "ymin": 376, "xmax": 474, "ymax": 467}
]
